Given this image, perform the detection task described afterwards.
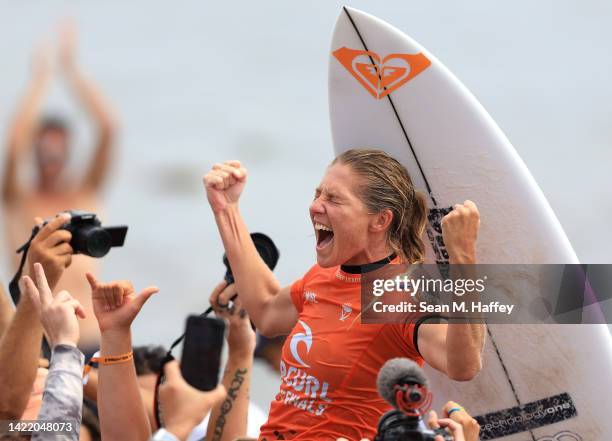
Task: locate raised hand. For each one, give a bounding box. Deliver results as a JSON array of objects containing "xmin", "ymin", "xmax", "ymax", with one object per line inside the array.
[
  {"xmin": 203, "ymin": 160, "xmax": 247, "ymax": 213},
  {"xmin": 441, "ymin": 200, "xmax": 480, "ymax": 264},
  {"xmin": 27, "ymin": 212, "xmax": 73, "ymax": 292},
  {"xmin": 31, "ymin": 41, "xmax": 54, "ymax": 78},
  {"xmin": 21, "ymin": 263, "xmax": 86, "ymax": 348},
  {"xmin": 209, "ymin": 281, "xmax": 256, "ymax": 357},
  {"xmin": 428, "ymin": 409, "xmax": 466, "ymax": 441},
  {"xmin": 440, "ymin": 401, "xmax": 480, "ymax": 441},
  {"xmin": 85, "ymin": 273, "xmax": 158, "ymax": 333},
  {"xmin": 159, "ymin": 360, "xmax": 226, "ymax": 441},
  {"xmin": 58, "ymin": 18, "xmax": 78, "ymax": 70}
]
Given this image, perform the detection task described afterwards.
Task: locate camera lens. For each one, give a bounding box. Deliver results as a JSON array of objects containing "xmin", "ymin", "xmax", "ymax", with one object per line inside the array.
[
  {"xmin": 86, "ymin": 229, "xmax": 112, "ymax": 257},
  {"xmin": 72, "ymin": 226, "xmax": 112, "ymax": 257}
]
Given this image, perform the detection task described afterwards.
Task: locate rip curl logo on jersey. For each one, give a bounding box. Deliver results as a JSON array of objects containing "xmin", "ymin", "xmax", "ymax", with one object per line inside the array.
[
  {"xmin": 289, "ymin": 320, "xmax": 312, "ymax": 368},
  {"xmin": 333, "ymin": 46, "xmax": 431, "ymax": 99},
  {"xmin": 538, "ymin": 431, "xmax": 582, "ymax": 441}
]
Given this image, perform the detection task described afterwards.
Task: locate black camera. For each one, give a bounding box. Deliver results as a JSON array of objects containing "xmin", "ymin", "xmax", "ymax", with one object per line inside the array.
[
  {"xmin": 375, "ymin": 410, "xmax": 453, "ymax": 441},
  {"xmin": 9, "ymin": 211, "xmax": 128, "ymax": 307},
  {"xmin": 222, "ymin": 232, "xmax": 279, "ymax": 284},
  {"xmin": 35, "ymin": 210, "xmax": 128, "ymax": 258}
]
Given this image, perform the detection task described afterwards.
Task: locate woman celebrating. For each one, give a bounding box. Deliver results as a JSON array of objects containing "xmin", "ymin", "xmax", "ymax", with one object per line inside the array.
[{"xmin": 204, "ymin": 149, "xmax": 484, "ymax": 441}]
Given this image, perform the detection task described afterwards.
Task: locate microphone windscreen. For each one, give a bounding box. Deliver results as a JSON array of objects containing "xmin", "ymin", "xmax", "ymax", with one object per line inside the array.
[{"xmin": 376, "ymin": 358, "xmax": 428, "ymax": 407}]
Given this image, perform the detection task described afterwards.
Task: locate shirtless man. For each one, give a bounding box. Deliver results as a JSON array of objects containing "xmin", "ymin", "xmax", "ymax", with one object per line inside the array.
[{"xmin": 2, "ymin": 22, "xmax": 117, "ymax": 353}]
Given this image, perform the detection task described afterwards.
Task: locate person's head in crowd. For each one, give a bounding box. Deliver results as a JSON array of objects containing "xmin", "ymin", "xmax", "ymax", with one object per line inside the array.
[
  {"xmin": 34, "ymin": 115, "xmax": 70, "ymax": 187},
  {"xmin": 254, "ymin": 333, "xmax": 286, "ymax": 373},
  {"xmin": 133, "ymin": 345, "xmax": 167, "ymax": 391},
  {"xmin": 80, "ymin": 404, "xmax": 101, "ymax": 441}
]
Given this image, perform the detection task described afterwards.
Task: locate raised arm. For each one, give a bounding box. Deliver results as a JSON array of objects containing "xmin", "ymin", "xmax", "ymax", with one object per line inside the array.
[
  {"xmin": 59, "ymin": 21, "xmax": 118, "ymax": 193},
  {"xmin": 418, "ymin": 201, "xmax": 485, "ymax": 381},
  {"xmin": 86, "ymin": 273, "xmax": 158, "ymax": 441},
  {"xmin": 203, "ymin": 161, "xmax": 297, "ymax": 337},
  {"xmin": 207, "ymin": 283, "xmax": 256, "ymax": 441},
  {"xmin": 2, "ymin": 44, "xmax": 53, "ymax": 205},
  {"xmin": 0, "ymin": 283, "xmax": 14, "ymax": 339},
  {"xmin": 22, "ymin": 263, "xmax": 86, "ymax": 441},
  {"xmin": 0, "ymin": 213, "xmax": 74, "ymax": 419}
]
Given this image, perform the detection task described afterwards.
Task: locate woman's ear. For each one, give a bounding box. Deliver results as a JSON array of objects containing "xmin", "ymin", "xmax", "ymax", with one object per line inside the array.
[{"xmin": 369, "ymin": 209, "xmax": 393, "ymax": 233}]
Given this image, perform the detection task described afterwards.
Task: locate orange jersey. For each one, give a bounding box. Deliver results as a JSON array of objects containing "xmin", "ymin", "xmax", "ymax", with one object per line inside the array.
[{"xmin": 259, "ymin": 263, "xmax": 424, "ymax": 441}]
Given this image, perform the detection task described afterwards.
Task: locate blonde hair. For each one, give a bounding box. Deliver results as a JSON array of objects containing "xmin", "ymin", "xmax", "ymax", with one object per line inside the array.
[{"xmin": 332, "ymin": 149, "xmax": 428, "ymax": 263}]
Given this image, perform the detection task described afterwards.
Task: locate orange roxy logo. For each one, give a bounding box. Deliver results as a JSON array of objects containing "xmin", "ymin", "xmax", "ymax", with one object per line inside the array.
[{"xmin": 333, "ymin": 47, "xmax": 431, "ymax": 99}]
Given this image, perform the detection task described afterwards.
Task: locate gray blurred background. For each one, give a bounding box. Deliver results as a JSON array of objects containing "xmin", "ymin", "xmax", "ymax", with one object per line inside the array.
[{"xmin": 0, "ymin": 0, "xmax": 610, "ymax": 408}]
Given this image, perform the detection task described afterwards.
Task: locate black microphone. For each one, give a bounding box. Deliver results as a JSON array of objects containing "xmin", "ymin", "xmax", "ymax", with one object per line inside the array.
[{"xmin": 374, "ymin": 358, "xmax": 451, "ymax": 441}]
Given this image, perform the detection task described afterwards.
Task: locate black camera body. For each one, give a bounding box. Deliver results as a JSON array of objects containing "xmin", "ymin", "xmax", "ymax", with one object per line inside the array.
[
  {"xmin": 223, "ymin": 232, "xmax": 279, "ymax": 284},
  {"xmin": 38, "ymin": 210, "xmax": 128, "ymax": 258},
  {"xmin": 375, "ymin": 410, "xmax": 453, "ymax": 441}
]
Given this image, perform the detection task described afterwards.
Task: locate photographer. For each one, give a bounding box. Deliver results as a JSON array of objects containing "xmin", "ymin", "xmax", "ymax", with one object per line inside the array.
[
  {"xmin": 151, "ymin": 281, "xmax": 265, "ymax": 441},
  {"xmin": 335, "ymin": 400, "xmax": 480, "ymax": 441},
  {"xmin": 205, "ymin": 281, "xmax": 257, "ymax": 441},
  {"xmin": 0, "ymin": 213, "xmax": 73, "ymax": 419}
]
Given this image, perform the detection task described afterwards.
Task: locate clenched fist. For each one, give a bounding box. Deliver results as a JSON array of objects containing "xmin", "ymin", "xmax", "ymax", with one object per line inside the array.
[
  {"xmin": 441, "ymin": 200, "xmax": 480, "ymax": 264},
  {"xmin": 203, "ymin": 160, "xmax": 247, "ymax": 213}
]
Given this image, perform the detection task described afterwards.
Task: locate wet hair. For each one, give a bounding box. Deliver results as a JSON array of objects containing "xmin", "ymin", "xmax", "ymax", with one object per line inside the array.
[
  {"xmin": 133, "ymin": 345, "xmax": 168, "ymax": 376},
  {"xmin": 332, "ymin": 149, "xmax": 428, "ymax": 263}
]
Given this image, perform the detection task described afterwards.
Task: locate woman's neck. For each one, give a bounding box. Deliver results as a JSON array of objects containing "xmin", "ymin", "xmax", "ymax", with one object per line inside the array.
[{"xmin": 341, "ymin": 252, "xmax": 397, "ymax": 274}]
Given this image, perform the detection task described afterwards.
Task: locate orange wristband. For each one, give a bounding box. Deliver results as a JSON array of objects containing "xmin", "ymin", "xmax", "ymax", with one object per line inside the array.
[
  {"xmin": 83, "ymin": 350, "xmax": 134, "ymax": 380},
  {"xmin": 98, "ymin": 351, "xmax": 134, "ymax": 365}
]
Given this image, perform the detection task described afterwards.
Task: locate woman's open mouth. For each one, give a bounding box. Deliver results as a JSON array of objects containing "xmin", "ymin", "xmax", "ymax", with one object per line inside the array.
[{"xmin": 315, "ymin": 222, "xmax": 334, "ymax": 250}]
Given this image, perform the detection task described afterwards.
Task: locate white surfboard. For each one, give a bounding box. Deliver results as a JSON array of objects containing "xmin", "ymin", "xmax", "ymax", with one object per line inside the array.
[{"xmin": 329, "ymin": 7, "xmax": 612, "ymax": 441}]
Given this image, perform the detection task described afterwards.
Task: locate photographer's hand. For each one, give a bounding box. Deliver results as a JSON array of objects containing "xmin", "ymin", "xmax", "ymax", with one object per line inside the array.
[
  {"xmin": 160, "ymin": 360, "xmax": 226, "ymax": 441},
  {"xmin": 210, "ymin": 281, "xmax": 256, "ymax": 357},
  {"xmin": 441, "ymin": 402, "xmax": 480, "ymax": 441},
  {"xmin": 22, "ymin": 262, "xmax": 86, "ymax": 348},
  {"xmin": 0, "ymin": 213, "xmax": 74, "ymax": 419},
  {"xmin": 206, "ymin": 282, "xmax": 255, "ymax": 441},
  {"xmin": 27, "ymin": 212, "xmax": 73, "ymax": 290},
  {"xmin": 428, "ymin": 409, "xmax": 467, "ymax": 441}
]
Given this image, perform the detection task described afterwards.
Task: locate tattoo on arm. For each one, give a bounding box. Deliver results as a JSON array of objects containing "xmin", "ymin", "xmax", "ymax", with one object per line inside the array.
[{"xmin": 211, "ymin": 368, "xmax": 248, "ymax": 441}]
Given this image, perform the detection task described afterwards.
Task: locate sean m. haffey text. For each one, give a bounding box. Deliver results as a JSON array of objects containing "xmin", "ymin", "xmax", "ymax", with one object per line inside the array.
[{"xmin": 369, "ymin": 274, "xmax": 516, "ymax": 316}]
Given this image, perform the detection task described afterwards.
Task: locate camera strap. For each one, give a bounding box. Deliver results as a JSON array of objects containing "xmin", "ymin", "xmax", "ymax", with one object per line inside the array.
[
  {"xmin": 153, "ymin": 287, "xmax": 239, "ymax": 428},
  {"xmin": 8, "ymin": 226, "xmax": 52, "ymax": 359},
  {"xmin": 8, "ymin": 227, "xmax": 39, "ymax": 305}
]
